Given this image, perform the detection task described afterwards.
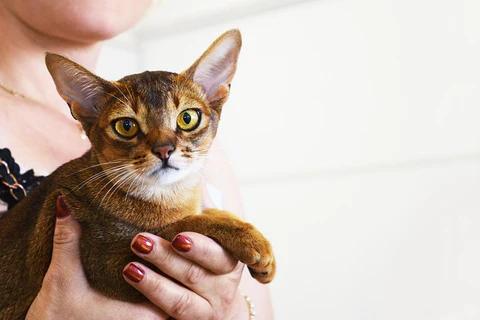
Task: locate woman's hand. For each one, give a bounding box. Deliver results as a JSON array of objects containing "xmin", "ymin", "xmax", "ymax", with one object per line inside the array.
[
  {"xmin": 124, "ymin": 232, "xmax": 249, "ymax": 320},
  {"xmin": 26, "ymin": 197, "xmax": 168, "ymax": 320},
  {"xmin": 26, "ymin": 196, "xmax": 249, "ymax": 320}
]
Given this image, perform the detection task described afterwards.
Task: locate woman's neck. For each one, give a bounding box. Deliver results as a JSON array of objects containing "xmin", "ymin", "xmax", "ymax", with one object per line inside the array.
[{"xmin": 0, "ymin": 5, "xmax": 102, "ymax": 117}]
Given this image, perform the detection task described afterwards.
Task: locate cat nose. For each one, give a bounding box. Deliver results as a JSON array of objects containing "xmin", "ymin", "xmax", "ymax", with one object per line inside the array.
[{"xmin": 152, "ymin": 142, "xmax": 175, "ymax": 161}]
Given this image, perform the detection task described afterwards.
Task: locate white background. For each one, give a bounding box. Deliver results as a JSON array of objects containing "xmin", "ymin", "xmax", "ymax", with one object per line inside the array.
[{"xmin": 97, "ymin": 0, "xmax": 480, "ymax": 318}]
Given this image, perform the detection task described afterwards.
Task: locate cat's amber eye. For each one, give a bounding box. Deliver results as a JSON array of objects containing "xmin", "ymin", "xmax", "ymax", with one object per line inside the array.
[
  {"xmin": 177, "ymin": 109, "xmax": 201, "ymax": 131},
  {"xmin": 113, "ymin": 118, "xmax": 139, "ymax": 139}
]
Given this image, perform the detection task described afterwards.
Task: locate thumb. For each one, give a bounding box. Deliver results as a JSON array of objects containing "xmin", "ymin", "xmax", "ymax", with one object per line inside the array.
[
  {"xmin": 44, "ymin": 196, "xmax": 84, "ymax": 286},
  {"xmin": 27, "ymin": 197, "xmax": 88, "ymax": 318}
]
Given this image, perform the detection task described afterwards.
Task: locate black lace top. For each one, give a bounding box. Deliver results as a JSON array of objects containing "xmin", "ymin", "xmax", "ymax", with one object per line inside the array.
[{"xmin": 0, "ymin": 148, "xmax": 45, "ymax": 210}]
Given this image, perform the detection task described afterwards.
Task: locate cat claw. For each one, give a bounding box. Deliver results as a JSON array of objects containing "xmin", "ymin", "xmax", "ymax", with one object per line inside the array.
[
  {"xmin": 247, "ymin": 248, "xmax": 276, "ymax": 284},
  {"xmin": 233, "ymin": 226, "xmax": 276, "ymax": 284}
]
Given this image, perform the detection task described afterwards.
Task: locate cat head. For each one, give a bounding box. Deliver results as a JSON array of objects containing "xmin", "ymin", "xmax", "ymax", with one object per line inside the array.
[{"xmin": 46, "ymin": 29, "xmax": 241, "ymax": 200}]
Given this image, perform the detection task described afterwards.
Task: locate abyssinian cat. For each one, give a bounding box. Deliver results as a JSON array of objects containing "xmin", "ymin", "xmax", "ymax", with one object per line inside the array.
[{"xmin": 0, "ymin": 29, "xmax": 275, "ymax": 318}]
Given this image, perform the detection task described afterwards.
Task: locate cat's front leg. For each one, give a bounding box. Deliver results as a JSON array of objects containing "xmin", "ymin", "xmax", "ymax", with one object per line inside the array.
[{"xmin": 159, "ymin": 209, "xmax": 276, "ymax": 284}]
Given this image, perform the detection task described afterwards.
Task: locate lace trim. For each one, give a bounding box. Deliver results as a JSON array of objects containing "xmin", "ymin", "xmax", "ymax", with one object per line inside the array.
[{"xmin": 0, "ymin": 148, "xmax": 44, "ymax": 210}]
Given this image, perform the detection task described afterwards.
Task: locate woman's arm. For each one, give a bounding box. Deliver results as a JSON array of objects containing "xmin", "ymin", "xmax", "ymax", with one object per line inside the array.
[{"xmin": 201, "ymin": 138, "xmax": 275, "ymax": 320}]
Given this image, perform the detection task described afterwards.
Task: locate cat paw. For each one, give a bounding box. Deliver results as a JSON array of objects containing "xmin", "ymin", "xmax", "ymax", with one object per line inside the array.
[{"xmin": 231, "ymin": 225, "xmax": 276, "ymax": 284}]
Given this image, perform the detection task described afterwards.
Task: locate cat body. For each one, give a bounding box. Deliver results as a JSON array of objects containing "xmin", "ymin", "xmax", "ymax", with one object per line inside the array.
[{"xmin": 0, "ymin": 30, "xmax": 275, "ymax": 319}]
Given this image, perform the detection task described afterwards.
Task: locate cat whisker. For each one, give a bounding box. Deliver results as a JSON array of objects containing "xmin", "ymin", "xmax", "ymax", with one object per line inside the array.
[
  {"xmin": 188, "ymin": 151, "xmax": 232, "ymax": 160},
  {"xmin": 71, "ymin": 171, "xmax": 107, "ymax": 192},
  {"xmin": 196, "ymin": 165, "xmax": 223, "ymax": 185},
  {"xmin": 187, "ymin": 152, "xmax": 210, "ymax": 157},
  {"xmin": 188, "ymin": 153, "xmax": 214, "ymax": 159},
  {"xmin": 91, "ymin": 166, "xmax": 134, "ymax": 207},
  {"xmin": 104, "ymin": 91, "xmax": 131, "ymax": 111},
  {"xmin": 118, "ymin": 169, "xmax": 143, "ymax": 201},
  {"xmin": 102, "ymin": 169, "xmax": 139, "ymax": 209},
  {"xmin": 190, "ymin": 154, "xmax": 232, "ymax": 164},
  {"xmin": 67, "ymin": 159, "xmax": 131, "ymax": 176},
  {"xmin": 70, "ymin": 171, "xmax": 124, "ymax": 192},
  {"xmin": 116, "ymin": 169, "xmax": 141, "ymax": 199},
  {"xmin": 110, "ymin": 82, "xmax": 132, "ymax": 110},
  {"xmin": 115, "ymin": 81, "xmax": 134, "ymax": 108},
  {"xmin": 125, "ymin": 167, "xmax": 145, "ymax": 200},
  {"xmin": 189, "ymin": 148, "xmax": 210, "ymax": 153},
  {"xmin": 138, "ymin": 166, "xmax": 149, "ymax": 200},
  {"xmin": 125, "ymin": 82, "xmax": 136, "ymax": 106},
  {"xmin": 190, "ymin": 146, "xmax": 230, "ymax": 153},
  {"xmin": 70, "ymin": 164, "xmax": 135, "ymax": 192},
  {"xmin": 196, "ymin": 165, "xmax": 215, "ymax": 177},
  {"xmin": 88, "ymin": 166, "xmax": 136, "ymax": 190}
]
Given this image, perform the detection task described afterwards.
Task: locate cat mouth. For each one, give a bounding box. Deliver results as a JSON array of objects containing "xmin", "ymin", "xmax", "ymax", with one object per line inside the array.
[{"xmin": 150, "ymin": 164, "xmax": 179, "ymax": 176}]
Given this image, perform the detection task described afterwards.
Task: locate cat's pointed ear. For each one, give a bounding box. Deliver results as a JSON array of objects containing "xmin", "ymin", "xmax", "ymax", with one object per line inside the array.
[
  {"xmin": 45, "ymin": 52, "xmax": 111, "ymax": 123},
  {"xmin": 182, "ymin": 29, "xmax": 242, "ymax": 108}
]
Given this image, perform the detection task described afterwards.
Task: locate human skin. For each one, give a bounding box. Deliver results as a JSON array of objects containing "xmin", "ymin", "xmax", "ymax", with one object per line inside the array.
[{"xmin": 0, "ymin": 0, "xmax": 273, "ymax": 319}]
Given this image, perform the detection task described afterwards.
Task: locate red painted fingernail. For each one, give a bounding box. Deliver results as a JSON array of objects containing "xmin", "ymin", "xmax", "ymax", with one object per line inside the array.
[
  {"xmin": 56, "ymin": 196, "xmax": 70, "ymax": 219},
  {"xmin": 123, "ymin": 263, "xmax": 144, "ymax": 283},
  {"xmin": 172, "ymin": 235, "xmax": 193, "ymax": 252},
  {"xmin": 132, "ymin": 235, "xmax": 153, "ymax": 254}
]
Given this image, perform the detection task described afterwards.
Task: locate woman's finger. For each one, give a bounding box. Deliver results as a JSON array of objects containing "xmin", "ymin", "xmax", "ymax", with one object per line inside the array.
[
  {"xmin": 171, "ymin": 232, "xmax": 240, "ymax": 275},
  {"xmin": 130, "ymin": 233, "xmax": 242, "ymax": 295},
  {"xmin": 52, "ymin": 196, "xmax": 81, "ymax": 263},
  {"xmin": 44, "ymin": 196, "xmax": 88, "ymax": 291},
  {"xmin": 132, "ymin": 232, "xmax": 239, "ymax": 275},
  {"xmin": 123, "ymin": 262, "xmax": 212, "ymax": 319}
]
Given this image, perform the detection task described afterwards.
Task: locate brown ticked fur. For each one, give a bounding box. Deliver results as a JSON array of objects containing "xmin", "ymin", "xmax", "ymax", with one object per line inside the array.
[{"xmin": 0, "ymin": 30, "xmax": 275, "ymax": 319}]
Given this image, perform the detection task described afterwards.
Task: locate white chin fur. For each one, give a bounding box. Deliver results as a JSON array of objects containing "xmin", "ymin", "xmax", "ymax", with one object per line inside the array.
[{"xmin": 129, "ymin": 158, "xmax": 205, "ymax": 202}]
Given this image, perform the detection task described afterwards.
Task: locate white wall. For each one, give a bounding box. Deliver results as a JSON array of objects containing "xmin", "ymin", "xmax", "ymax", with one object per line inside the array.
[{"xmin": 99, "ymin": 0, "xmax": 480, "ymax": 318}]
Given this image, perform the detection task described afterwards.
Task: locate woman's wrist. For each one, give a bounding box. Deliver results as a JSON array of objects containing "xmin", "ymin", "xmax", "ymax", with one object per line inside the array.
[{"xmin": 225, "ymin": 289, "xmax": 251, "ymax": 320}]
